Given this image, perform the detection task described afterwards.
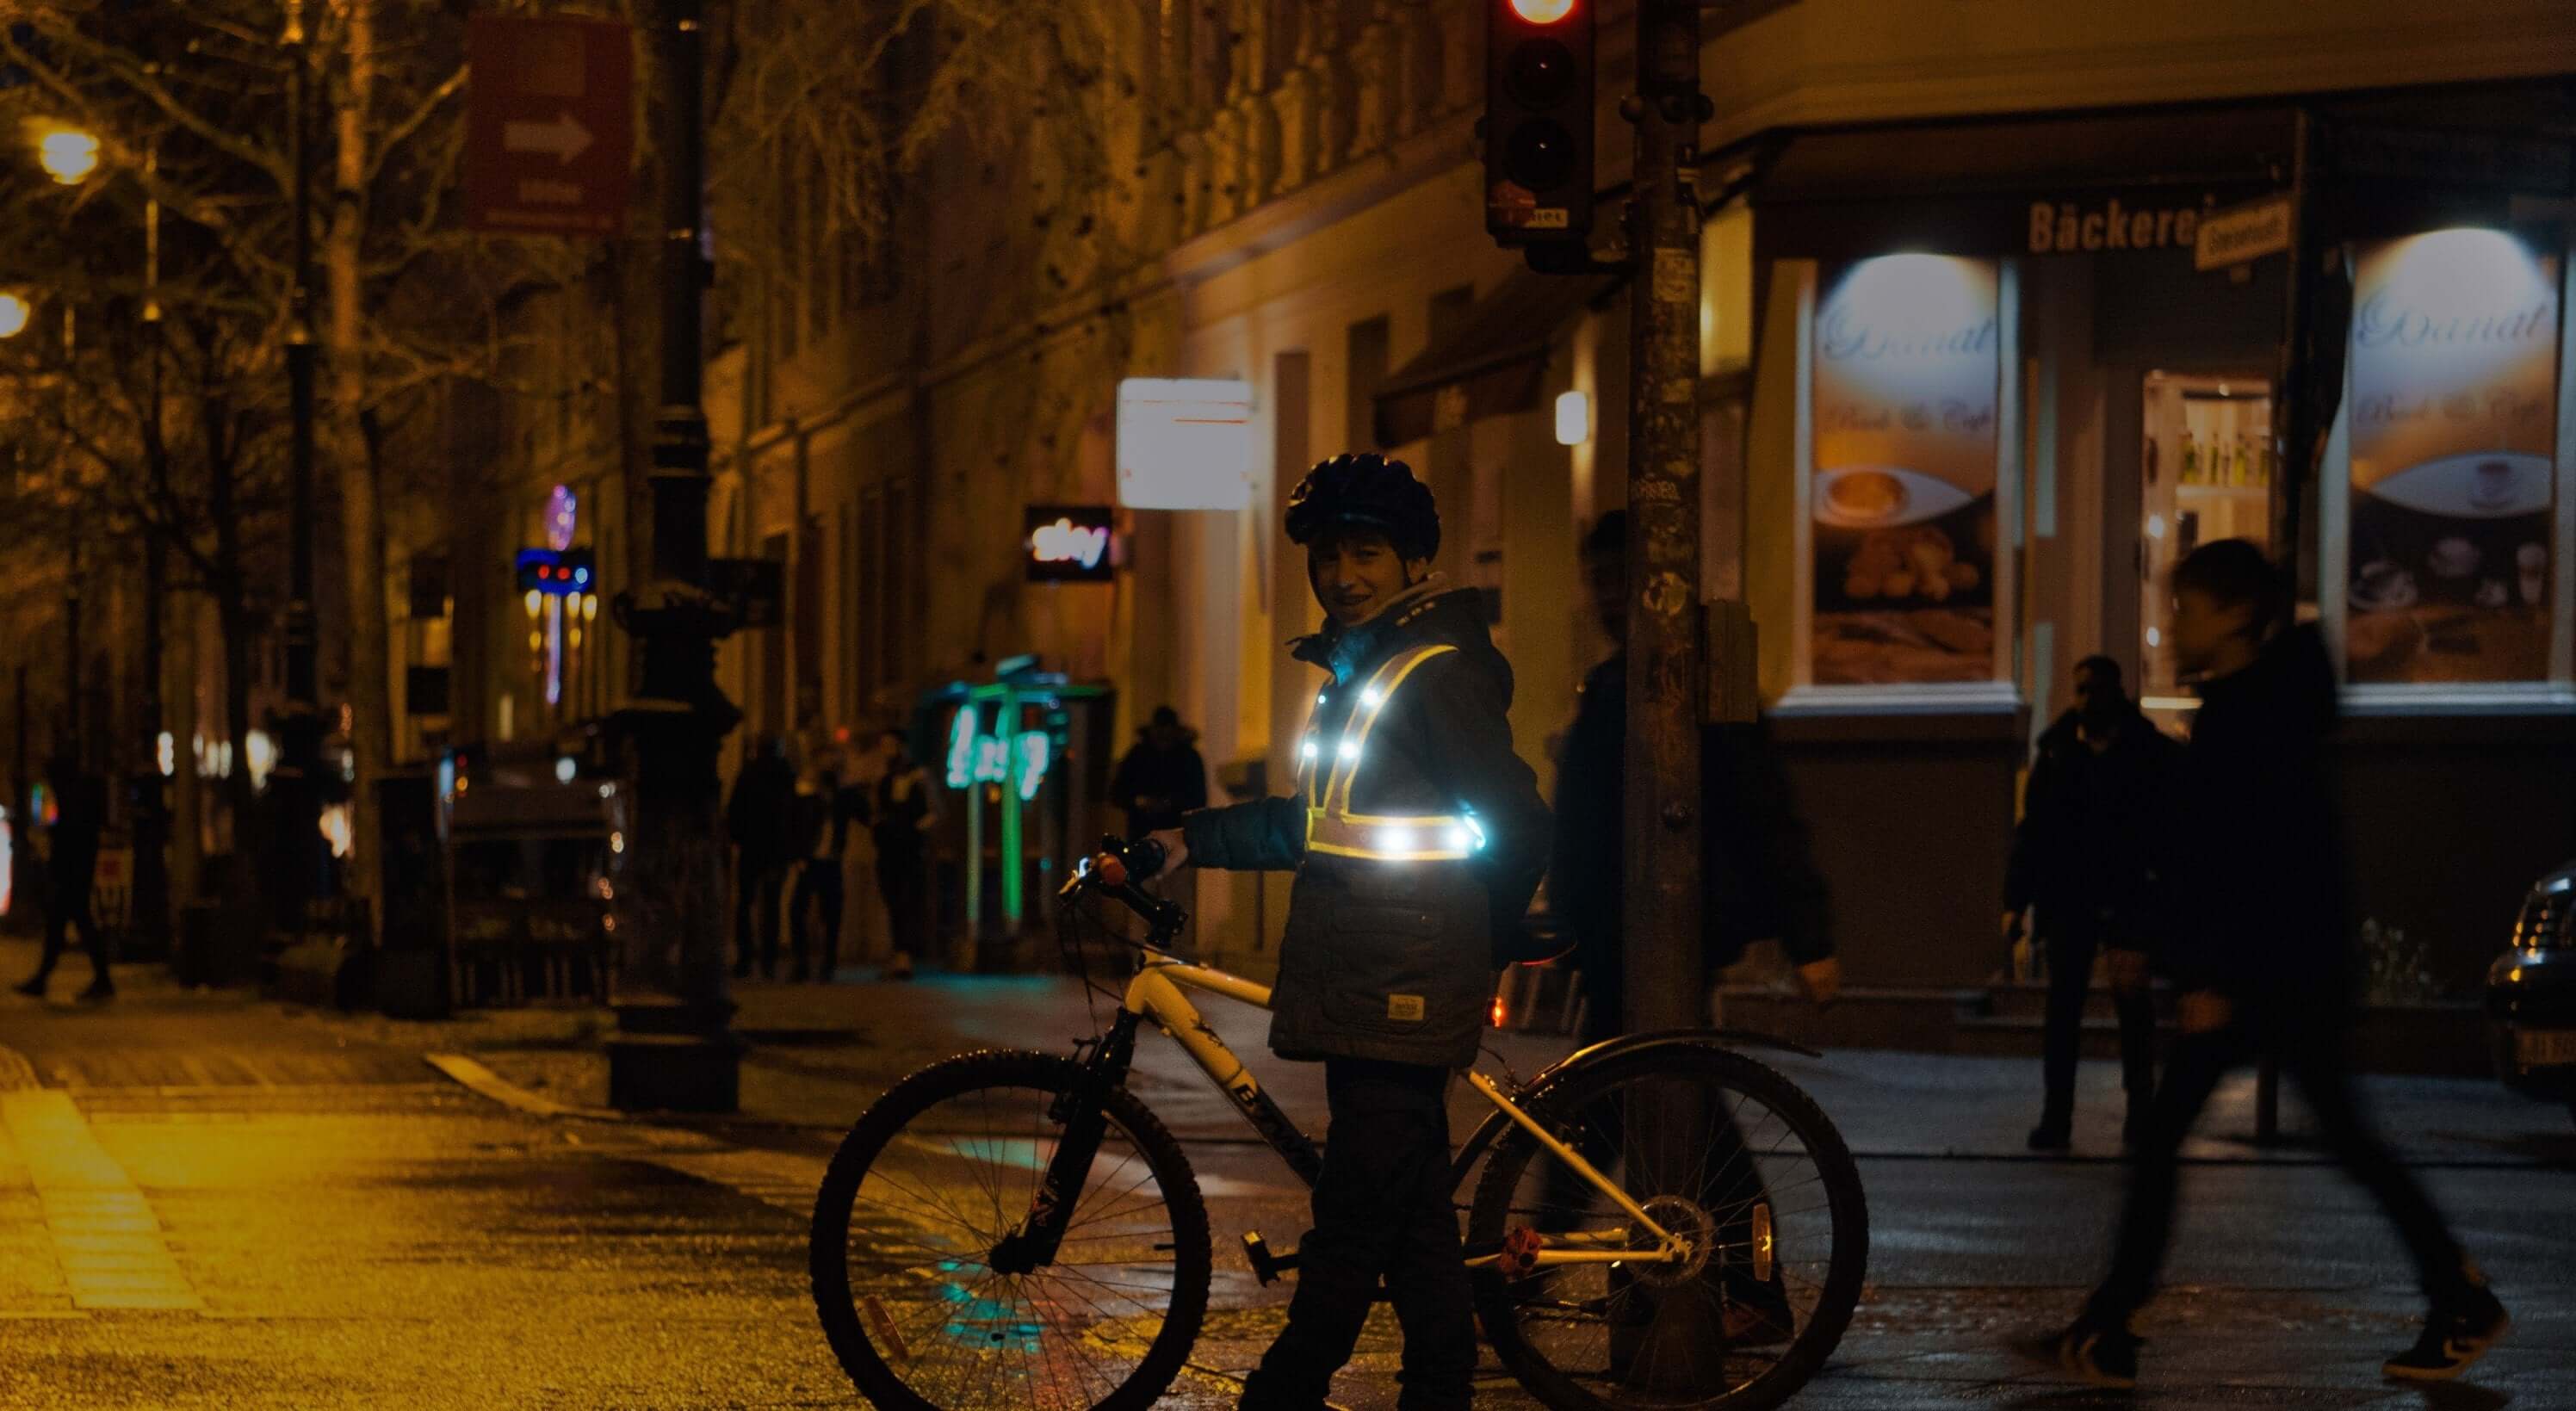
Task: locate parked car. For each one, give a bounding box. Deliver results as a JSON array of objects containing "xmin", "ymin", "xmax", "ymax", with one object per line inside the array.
[{"xmin": 2486, "ymin": 860, "xmax": 2576, "ymax": 1123}]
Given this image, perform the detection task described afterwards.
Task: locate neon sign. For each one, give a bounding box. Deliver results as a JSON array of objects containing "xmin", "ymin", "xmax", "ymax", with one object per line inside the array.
[
  {"xmin": 1024, "ymin": 504, "xmax": 1117, "ymax": 583},
  {"xmin": 944, "ymin": 708, "xmax": 1053, "ymax": 802},
  {"xmin": 1031, "ymin": 517, "xmax": 1110, "ymax": 570}
]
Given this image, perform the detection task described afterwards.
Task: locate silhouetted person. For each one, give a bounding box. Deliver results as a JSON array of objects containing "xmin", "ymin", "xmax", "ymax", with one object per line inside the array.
[
  {"xmin": 870, "ymin": 731, "xmax": 932, "ymax": 980},
  {"xmin": 1111, "ymin": 705, "xmax": 1208, "ymax": 840},
  {"xmin": 788, "ymin": 767, "xmax": 865, "ymax": 982},
  {"xmin": 2025, "ymin": 541, "xmax": 2506, "ymax": 1389},
  {"xmin": 16, "ymin": 754, "xmax": 111, "ymax": 1002},
  {"xmin": 726, "ymin": 733, "xmax": 798, "ymax": 981},
  {"xmin": 2003, "ymin": 654, "xmax": 2177, "ymax": 1150}
]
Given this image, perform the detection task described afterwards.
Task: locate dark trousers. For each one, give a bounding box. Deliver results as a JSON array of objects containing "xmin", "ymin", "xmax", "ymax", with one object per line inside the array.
[
  {"xmin": 2040, "ymin": 920, "xmax": 2156, "ymax": 1126},
  {"xmin": 1240, "ymin": 1058, "xmax": 1476, "ymax": 1411},
  {"xmin": 789, "ymin": 858, "xmax": 844, "ymax": 979},
  {"xmin": 35, "ymin": 871, "xmax": 108, "ymax": 981},
  {"xmin": 733, "ymin": 854, "xmax": 787, "ymax": 978},
  {"xmin": 875, "ymin": 843, "xmax": 927, "ymax": 959},
  {"xmin": 2087, "ymin": 999, "xmax": 2473, "ymax": 1324}
]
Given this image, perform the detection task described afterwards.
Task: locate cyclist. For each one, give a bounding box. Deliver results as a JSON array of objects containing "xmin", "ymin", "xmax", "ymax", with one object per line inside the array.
[{"xmin": 1137, "ymin": 452, "xmax": 1550, "ymax": 1411}]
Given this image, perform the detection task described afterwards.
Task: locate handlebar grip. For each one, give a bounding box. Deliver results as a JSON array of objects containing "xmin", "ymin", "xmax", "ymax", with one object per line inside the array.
[{"xmin": 1124, "ymin": 837, "xmax": 1168, "ymax": 883}]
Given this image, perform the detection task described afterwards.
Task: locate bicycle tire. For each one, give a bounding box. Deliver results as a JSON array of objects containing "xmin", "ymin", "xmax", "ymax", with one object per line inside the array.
[
  {"xmin": 810, "ymin": 1049, "xmax": 1214, "ymax": 1411},
  {"xmin": 1467, "ymin": 1043, "xmax": 1868, "ymax": 1411}
]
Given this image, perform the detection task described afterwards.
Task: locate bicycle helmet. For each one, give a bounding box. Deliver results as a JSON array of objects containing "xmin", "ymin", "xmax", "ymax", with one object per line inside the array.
[{"xmin": 1283, "ymin": 453, "xmax": 1441, "ymax": 562}]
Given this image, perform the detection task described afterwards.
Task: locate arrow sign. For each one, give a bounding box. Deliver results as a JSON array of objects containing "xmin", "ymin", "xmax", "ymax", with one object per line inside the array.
[
  {"xmin": 502, "ymin": 113, "xmax": 593, "ymax": 164},
  {"xmin": 464, "ymin": 15, "xmax": 632, "ymax": 238}
]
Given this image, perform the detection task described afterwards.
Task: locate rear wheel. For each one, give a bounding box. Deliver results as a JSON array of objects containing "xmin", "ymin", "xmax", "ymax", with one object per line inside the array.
[
  {"xmin": 811, "ymin": 1050, "xmax": 1213, "ymax": 1411},
  {"xmin": 1468, "ymin": 1043, "xmax": 1867, "ymax": 1411}
]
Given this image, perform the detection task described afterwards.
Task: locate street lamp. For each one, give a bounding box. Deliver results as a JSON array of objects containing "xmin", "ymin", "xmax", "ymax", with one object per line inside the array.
[
  {"xmin": 0, "ymin": 293, "xmax": 27, "ymax": 339},
  {"xmin": 35, "ymin": 127, "xmax": 99, "ymax": 185}
]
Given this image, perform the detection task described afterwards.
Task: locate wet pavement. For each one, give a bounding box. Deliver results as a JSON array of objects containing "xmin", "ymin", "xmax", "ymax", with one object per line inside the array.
[{"xmin": 2, "ymin": 940, "xmax": 2571, "ymax": 1408}]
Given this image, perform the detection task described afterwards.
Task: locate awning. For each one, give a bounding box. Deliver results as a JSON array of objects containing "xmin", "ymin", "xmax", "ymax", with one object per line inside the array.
[{"xmin": 1372, "ymin": 271, "xmax": 1623, "ymax": 448}]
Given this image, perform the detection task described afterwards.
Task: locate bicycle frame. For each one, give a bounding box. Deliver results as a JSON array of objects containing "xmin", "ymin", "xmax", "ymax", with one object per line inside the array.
[{"xmin": 1119, "ymin": 954, "xmax": 1688, "ymax": 1270}]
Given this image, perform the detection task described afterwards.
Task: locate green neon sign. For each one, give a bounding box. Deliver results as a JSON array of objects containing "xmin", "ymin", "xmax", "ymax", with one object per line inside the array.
[{"xmin": 944, "ymin": 708, "xmax": 1052, "ymax": 803}]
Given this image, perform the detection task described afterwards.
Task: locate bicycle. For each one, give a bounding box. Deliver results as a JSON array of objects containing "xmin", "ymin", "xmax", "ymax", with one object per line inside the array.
[{"xmin": 811, "ymin": 839, "xmax": 1868, "ymax": 1410}]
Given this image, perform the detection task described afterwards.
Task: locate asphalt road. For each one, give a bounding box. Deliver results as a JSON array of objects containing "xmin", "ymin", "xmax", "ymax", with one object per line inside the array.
[{"xmin": 3, "ymin": 950, "xmax": 2573, "ymax": 1408}]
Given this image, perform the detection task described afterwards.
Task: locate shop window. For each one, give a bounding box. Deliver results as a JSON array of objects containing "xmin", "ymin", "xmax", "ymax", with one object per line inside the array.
[
  {"xmin": 1799, "ymin": 255, "xmax": 2014, "ymax": 692},
  {"xmin": 2331, "ymin": 228, "xmax": 2567, "ymax": 694},
  {"xmin": 2139, "ymin": 374, "xmax": 2274, "ymax": 706}
]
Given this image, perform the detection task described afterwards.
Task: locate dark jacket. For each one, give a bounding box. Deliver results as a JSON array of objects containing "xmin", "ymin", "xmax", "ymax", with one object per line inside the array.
[
  {"xmin": 45, "ymin": 772, "xmax": 103, "ymax": 882},
  {"xmin": 1111, "ymin": 733, "xmax": 1209, "ymax": 838},
  {"xmin": 725, "ymin": 753, "xmax": 799, "ymax": 863},
  {"xmin": 1549, "ymin": 655, "xmax": 1834, "ymax": 1028},
  {"xmin": 2161, "ymin": 626, "xmax": 2350, "ymax": 1003},
  {"xmin": 871, "ymin": 767, "xmax": 932, "ymax": 856},
  {"xmin": 1184, "ymin": 582, "xmax": 1551, "ymax": 1068},
  {"xmin": 2003, "ymin": 703, "xmax": 2183, "ymax": 941}
]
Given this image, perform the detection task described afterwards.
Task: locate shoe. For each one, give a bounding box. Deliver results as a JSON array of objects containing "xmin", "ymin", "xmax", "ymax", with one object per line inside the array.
[
  {"xmin": 13, "ymin": 975, "xmax": 46, "ymax": 998},
  {"xmin": 2383, "ymin": 1276, "xmax": 2509, "ymax": 1381},
  {"xmin": 77, "ymin": 976, "xmax": 115, "ymax": 1003},
  {"xmin": 886, "ymin": 952, "xmax": 914, "ymax": 981},
  {"xmin": 2028, "ymin": 1121, "xmax": 2071, "ymax": 1152},
  {"xmin": 2015, "ymin": 1313, "xmax": 2139, "ymax": 1389}
]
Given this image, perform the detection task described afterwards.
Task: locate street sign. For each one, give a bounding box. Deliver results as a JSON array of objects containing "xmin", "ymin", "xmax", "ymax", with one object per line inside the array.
[
  {"xmin": 465, "ymin": 15, "xmax": 633, "ymax": 238},
  {"xmin": 2194, "ymin": 194, "xmax": 2294, "ymax": 272}
]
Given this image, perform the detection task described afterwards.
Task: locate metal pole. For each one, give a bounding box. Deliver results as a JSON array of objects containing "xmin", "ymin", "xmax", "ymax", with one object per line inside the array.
[
  {"xmin": 607, "ymin": 0, "xmax": 742, "ymax": 1110},
  {"xmin": 275, "ymin": 0, "xmax": 325, "ymax": 936},
  {"xmin": 1621, "ymin": 0, "xmax": 1706, "ymax": 1037}
]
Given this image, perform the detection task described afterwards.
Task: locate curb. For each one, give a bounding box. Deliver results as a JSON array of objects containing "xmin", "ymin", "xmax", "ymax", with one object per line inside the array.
[{"xmin": 421, "ymin": 1053, "xmax": 624, "ymax": 1122}]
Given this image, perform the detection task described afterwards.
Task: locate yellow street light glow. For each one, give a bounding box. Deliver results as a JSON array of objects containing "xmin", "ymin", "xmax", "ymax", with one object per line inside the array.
[
  {"xmin": 1510, "ymin": 0, "xmax": 1576, "ymax": 21},
  {"xmin": 37, "ymin": 127, "xmax": 100, "ymax": 184},
  {"xmin": 0, "ymin": 293, "xmax": 27, "ymax": 338}
]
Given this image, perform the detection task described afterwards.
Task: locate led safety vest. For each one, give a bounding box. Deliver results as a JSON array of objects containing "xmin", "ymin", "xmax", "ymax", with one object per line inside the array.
[{"xmin": 1297, "ymin": 643, "xmax": 1488, "ymax": 863}]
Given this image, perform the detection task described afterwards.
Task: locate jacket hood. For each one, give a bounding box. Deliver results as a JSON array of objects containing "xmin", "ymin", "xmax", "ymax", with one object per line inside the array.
[
  {"xmin": 1292, "ymin": 576, "xmax": 1514, "ymax": 707},
  {"xmin": 2198, "ymin": 622, "xmax": 2338, "ymax": 740}
]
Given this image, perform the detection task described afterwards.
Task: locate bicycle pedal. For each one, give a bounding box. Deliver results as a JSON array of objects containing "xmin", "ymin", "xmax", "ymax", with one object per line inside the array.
[{"xmin": 1242, "ymin": 1230, "xmax": 1299, "ymax": 1284}]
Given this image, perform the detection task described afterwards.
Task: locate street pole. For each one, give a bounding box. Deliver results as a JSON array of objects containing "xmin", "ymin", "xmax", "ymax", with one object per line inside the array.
[
  {"xmin": 275, "ymin": 0, "xmax": 325, "ymax": 937},
  {"xmin": 1620, "ymin": 0, "xmax": 1706, "ymax": 1037},
  {"xmin": 1618, "ymin": 0, "xmax": 1713, "ymax": 1384},
  {"xmin": 605, "ymin": 0, "xmax": 742, "ymax": 1111}
]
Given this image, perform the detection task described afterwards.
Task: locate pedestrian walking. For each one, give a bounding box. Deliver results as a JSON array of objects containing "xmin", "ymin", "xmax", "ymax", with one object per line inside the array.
[
  {"xmin": 725, "ymin": 733, "xmax": 798, "ymax": 981},
  {"xmin": 1135, "ymin": 453, "xmax": 1550, "ymax": 1411},
  {"xmin": 787, "ymin": 766, "xmax": 865, "ymax": 982},
  {"xmin": 1546, "ymin": 509, "xmax": 1837, "ymax": 1340},
  {"xmin": 15, "ymin": 752, "xmax": 112, "ymax": 1002},
  {"xmin": 1110, "ymin": 705, "xmax": 1208, "ymax": 841},
  {"xmin": 2023, "ymin": 540, "xmax": 2507, "ymax": 1388},
  {"xmin": 870, "ymin": 730, "xmax": 934, "ymax": 981},
  {"xmin": 2003, "ymin": 653, "xmax": 2178, "ymax": 1150}
]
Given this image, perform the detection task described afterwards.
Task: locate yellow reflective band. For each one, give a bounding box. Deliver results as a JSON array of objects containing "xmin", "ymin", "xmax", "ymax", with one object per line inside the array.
[
  {"xmin": 1305, "ymin": 808, "xmax": 1474, "ymax": 862},
  {"xmin": 1322, "ymin": 645, "xmax": 1456, "ymax": 816}
]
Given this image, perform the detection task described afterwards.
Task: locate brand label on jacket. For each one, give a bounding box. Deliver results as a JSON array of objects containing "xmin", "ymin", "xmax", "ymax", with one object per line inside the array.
[{"xmin": 1387, "ymin": 994, "xmax": 1426, "ymax": 1023}]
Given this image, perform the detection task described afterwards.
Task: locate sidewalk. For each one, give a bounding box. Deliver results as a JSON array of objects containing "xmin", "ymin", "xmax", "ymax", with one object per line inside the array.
[{"xmin": 300, "ymin": 963, "xmax": 2574, "ymax": 1168}]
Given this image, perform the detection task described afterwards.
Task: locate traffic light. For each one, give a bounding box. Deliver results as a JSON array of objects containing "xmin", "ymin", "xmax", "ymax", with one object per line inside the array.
[
  {"xmin": 515, "ymin": 547, "xmax": 594, "ymax": 596},
  {"xmin": 1485, "ymin": 0, "xmax": 1594, "ymax": 248}
]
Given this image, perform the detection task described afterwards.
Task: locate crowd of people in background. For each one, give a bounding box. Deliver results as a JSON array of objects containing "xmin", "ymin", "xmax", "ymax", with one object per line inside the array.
[{"xmin": 723, "ymin": 724, "xmax": 932, "ymax": 984}]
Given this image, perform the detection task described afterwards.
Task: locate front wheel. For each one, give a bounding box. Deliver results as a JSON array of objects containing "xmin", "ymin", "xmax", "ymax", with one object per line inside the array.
[
  {"xmin": 1468, "ymin": 1043, "xmax": 1869, "ymax": 1411},
  {"xmin": 810, "ymin": 1049, "xmax": 1214, "ymax": 1411}
]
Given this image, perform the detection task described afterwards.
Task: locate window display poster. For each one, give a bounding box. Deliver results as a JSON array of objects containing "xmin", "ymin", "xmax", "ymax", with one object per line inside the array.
[
  {"xmin": 2346, "ymin": 231, "xmax": 2561, "ymax": 684},
  {"xmin": 1811, "ymin": 255, "xmax": 2001, "ymax": 685}
]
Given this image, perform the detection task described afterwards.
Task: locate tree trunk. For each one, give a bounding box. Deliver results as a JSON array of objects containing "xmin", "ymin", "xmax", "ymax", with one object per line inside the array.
[{"xmin": 326, "ymin": 0, "xmax": 389, "ymax": 936}]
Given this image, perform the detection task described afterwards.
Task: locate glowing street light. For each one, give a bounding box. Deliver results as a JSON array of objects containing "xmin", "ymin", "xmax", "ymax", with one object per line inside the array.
[
  {"xmin": 36, "ymin": 127, "xmax": 100, "ymax": 184},
  {"xmin": 0, "ymin": 293, "xmax": 28, "ymax": 339}
]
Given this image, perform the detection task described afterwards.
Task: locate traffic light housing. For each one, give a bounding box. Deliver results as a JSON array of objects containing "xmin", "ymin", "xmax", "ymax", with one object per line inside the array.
[
  {"xmin": 515, "ymin": 547, "xmax": 594, "ymax": 596},
  {"xmin": 1485, "ymin": 0, "xmax": 1595, "ymax": 248}
]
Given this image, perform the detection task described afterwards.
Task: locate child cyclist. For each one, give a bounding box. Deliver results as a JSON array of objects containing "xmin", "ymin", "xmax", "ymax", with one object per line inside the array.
[{"xmin": 1130, "ymin": 452, "xmax": 1551, "ymax": 1410}]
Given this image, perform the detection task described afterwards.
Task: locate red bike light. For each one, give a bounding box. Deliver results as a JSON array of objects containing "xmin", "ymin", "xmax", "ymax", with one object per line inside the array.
[{"xmin": 1510, "ymin": 0, "xmax": 1575, "ymax": 22}]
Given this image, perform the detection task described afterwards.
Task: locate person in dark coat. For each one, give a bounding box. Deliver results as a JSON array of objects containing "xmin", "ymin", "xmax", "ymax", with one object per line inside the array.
[
  {"xmin": 1139, "ymin": 453, "xmax": 1549, "ymax": 1411},
  {"xmin": 1551, "ymin": 511, "xmax": 1841, "ymax": 1032},
  {"xmin": 870, "ymin": 731, "xmax": 933, "ymax": 980},
  {"xmin": 2028, "ymin": 541, "xmax": 2505, "ymax": 1389},
  {"xmin": 726, "ymin": 733, "xmax": 798, "ymax": 981},
  {"xmin": 1110, "ymin": 705, "xmax": 1208, "ymax": 839},
  {"xmin": 2003, "ymin": 654, "xmax": 2179, "ymax": 1150},
  {"xmin": 15, "ymin": 753, "xmax": 112, "ymax": 1001},
  {"xmin": 787, "ymin": 767, "xmax": 867, "ymax": 982}
]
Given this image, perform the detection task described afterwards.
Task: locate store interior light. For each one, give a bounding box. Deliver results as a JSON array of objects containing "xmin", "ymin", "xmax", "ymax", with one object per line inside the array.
[
  {"xmin": 1511, "ymin": 0, "xmax": 1576, "ymax": 22},
  {"xmin": 1555, "ymin": 389, "xmax": 1590, "ymax": 447}
]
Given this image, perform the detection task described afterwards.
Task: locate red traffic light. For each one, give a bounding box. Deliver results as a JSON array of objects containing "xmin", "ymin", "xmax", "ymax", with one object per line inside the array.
[{"xmin": 1510, "ymin": 0, "xmax": 1575, "ymax": 21}]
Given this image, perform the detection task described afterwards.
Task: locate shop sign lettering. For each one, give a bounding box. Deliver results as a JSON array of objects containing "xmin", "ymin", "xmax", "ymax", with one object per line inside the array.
[{"xmin": 2028, "ymin": 197, "xmax": 2202, "ymax": 256}]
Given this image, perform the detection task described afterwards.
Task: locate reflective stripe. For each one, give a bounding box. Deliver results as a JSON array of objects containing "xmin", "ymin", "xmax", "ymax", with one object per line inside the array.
[{"xmin": 1298, "ymin": 643, "xmax": 1470, "ymax": 862}]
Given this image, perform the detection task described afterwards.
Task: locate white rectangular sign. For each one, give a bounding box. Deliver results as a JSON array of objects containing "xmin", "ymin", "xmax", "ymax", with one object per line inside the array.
[{"xmin": 1117, "ymin": 378, "xmax": 1255, "ymax": 511}]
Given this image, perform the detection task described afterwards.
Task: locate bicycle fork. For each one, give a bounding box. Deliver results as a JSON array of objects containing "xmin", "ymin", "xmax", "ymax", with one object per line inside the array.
[{"xmin": 987, "ymin": 1010, "xmax": 1141, "ymax": 1276}]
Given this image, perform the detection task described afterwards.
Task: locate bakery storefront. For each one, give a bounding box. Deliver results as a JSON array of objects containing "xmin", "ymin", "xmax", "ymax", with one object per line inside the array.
[{"xmin": 1724, "ymin": 83, "xmax": 2576, "ymax": 990}]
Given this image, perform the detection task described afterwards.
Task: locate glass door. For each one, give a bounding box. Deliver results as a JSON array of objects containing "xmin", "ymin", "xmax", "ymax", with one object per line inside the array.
[{"xmin": 2139, "ymin": 372, "xmax": 2273, "ymax": 721}]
